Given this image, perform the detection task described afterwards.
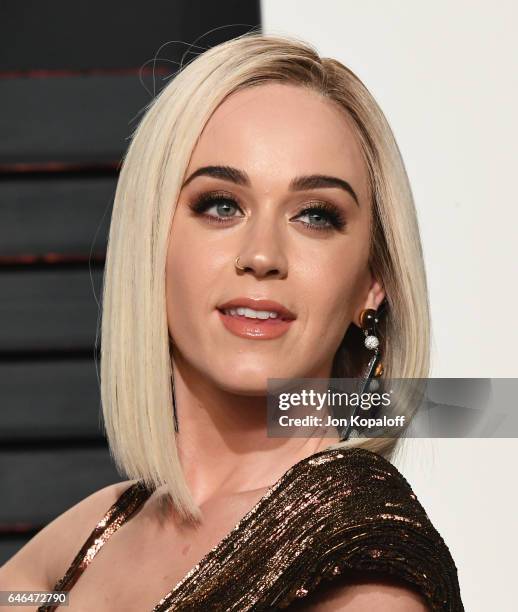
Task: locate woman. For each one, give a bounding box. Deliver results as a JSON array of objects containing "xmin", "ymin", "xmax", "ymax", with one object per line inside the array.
[{"xmin": 0, "ymin": 33, "xmax": 463, "ymax": 610}]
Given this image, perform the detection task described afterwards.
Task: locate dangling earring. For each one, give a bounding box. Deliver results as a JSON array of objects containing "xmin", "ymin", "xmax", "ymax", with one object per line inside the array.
[
  {"xmin": 338, "ymin": 305, "xmax": 385, "ymax": 441},
  {"xmin": 358, "ymin": 307, "xmax": 384, "ymax": 393},
  {"xmin": 168, "ymin": 335, "xmax": 179, "ymax": 433}
]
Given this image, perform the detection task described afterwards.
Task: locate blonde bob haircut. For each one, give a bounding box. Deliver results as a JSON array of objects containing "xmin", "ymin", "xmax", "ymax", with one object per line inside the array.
[{"xmin": 100, "ymin": 32, "xmax": 431, "ymax": 521}]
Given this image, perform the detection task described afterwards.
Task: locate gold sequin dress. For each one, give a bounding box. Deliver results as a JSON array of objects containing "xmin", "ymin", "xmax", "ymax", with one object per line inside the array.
[{"xmin": 38, "ymin": 447, "xmax": 464, "ymax": 611}]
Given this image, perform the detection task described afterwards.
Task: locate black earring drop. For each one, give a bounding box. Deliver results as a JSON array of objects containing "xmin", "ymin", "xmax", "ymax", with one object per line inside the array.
[
  {"xmin": 358, "ymin": 307, "xmax": 384, "ymax": 393},
  {"xmin": 338, "ymin": 305, "xmax": 385, "ymax": 441}
]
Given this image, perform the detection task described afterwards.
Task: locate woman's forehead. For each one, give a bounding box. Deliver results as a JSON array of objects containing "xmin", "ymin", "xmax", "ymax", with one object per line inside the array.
[{"xmin": 185, "ymin": 83, "xmax": 368, "ymax": 200}]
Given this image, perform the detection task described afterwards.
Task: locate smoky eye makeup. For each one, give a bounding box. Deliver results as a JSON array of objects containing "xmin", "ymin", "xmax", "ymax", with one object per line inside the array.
[
  {"xmin": 187, "ymin": 191, "xmax": 244, "ymax": 224},
  {"xmin": 187, "ymin": 189, "xmax": 348, "ymax": 233},
  {"xmin": 290, "ymin": 201, "xmax": 347, "ymax": 232}
]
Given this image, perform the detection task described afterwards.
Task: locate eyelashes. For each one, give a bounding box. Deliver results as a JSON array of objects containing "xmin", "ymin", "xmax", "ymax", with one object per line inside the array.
[
  {"xmin": 188, "ymin": 191, "xmax": 347, "ymax": 233},
  {"xmin": 189, "ymin": 192, "xmax": 241, "ymax": 224},
  {"xmin": 296, "ymin": 202, "xmax": 347, "ymax": 232}
]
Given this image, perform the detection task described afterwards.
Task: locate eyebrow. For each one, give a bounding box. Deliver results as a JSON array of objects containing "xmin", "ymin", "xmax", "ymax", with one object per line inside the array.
[{"xmin": 181, "ymin": 165, "xmax": 360, "ymax": 206}]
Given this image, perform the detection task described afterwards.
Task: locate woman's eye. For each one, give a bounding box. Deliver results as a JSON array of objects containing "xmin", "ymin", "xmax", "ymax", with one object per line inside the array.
[
  {"xmin": 293, "ymin": 204, "xmax": 347, "ymax": 232},
  {"xmin": 189, "ymin": 194, "xmax": 244, "ymax": 224},
  {"xmin": 189, "ymin": 195, "xmax": 346, "ymax": 232}
]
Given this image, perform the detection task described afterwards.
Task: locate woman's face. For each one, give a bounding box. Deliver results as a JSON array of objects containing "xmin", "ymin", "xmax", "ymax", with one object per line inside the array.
[{"xmin": 166, "ymin": 82, "xmax": 384, "ymax": 393}]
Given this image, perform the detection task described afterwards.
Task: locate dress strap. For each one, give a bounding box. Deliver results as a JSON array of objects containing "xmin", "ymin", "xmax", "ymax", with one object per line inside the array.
[{"xmin": 38, "ymin": 480, "xmax": 153, "ymax": 612}]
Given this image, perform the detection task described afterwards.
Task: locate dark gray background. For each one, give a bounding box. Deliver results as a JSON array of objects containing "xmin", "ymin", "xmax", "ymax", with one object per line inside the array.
[{"xmin": 0, "ymin": 0, "xmax": 261, "ymax": 564}]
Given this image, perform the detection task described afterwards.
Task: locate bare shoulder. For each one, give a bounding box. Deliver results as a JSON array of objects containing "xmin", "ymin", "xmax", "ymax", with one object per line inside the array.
[
  {"xmin": 0, "ymin": 479, "xmax": 137, "ymax": 592},
  {"xmin": 291, "ymin": 570, "xmax": 429, "ymax": 611}
]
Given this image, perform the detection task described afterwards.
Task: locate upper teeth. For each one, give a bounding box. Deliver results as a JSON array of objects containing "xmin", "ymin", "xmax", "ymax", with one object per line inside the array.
[{"xmin": 224, "ymin": 307, "xmax": 279, "ymax": 319}]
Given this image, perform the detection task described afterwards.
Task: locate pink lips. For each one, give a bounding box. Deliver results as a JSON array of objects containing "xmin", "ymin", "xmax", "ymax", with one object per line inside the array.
[{"xmin": 216, "ymin": 297, "xmax": 296, "ymax": 340}]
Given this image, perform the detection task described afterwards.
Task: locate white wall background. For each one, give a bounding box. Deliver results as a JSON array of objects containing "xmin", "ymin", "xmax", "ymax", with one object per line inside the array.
[{"xmin": 261, "ymin": 1, "xmax": 517, "ymax": 610}]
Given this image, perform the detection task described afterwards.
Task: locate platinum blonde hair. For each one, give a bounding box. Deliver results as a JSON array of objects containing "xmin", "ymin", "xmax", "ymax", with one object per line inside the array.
[{"xmin": 100, "ymin": 33, "xmax": 431, "ymax": 521}]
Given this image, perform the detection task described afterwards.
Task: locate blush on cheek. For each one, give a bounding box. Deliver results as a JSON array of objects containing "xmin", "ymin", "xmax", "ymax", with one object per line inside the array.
[
  {"xmin": 166, "ymin": 257, "xmax": 193, "ymax": 331},
  {"xmin": 319, "ymin": 288, "xmax": 356, "ymax": 340}
]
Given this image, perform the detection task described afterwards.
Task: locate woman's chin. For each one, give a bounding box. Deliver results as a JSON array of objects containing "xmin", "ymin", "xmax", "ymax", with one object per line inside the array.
[{"xmin": 209, "ymin": 364, "xmax": 303, "ymax": 396}]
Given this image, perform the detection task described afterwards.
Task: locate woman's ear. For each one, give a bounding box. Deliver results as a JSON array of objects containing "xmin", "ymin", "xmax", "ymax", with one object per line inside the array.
[{"xmin": 353, "ymin": 277, "xmax": 386, "ymax": 328}]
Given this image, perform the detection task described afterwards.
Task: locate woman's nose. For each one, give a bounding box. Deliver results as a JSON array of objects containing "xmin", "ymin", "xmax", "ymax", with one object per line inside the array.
[
  {"xmin": 234, "ymin": 224, "xmax": 288, "ymax": 279},
  {"xmin": 235, "ymin": 251, "xmax": 287, "ymax": 278}
]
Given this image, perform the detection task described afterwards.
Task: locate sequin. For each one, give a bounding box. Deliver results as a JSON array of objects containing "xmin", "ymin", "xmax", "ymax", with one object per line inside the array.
[{"xmin": 38, "ymin": 447, "xmax": 464, "ymax": 611}]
